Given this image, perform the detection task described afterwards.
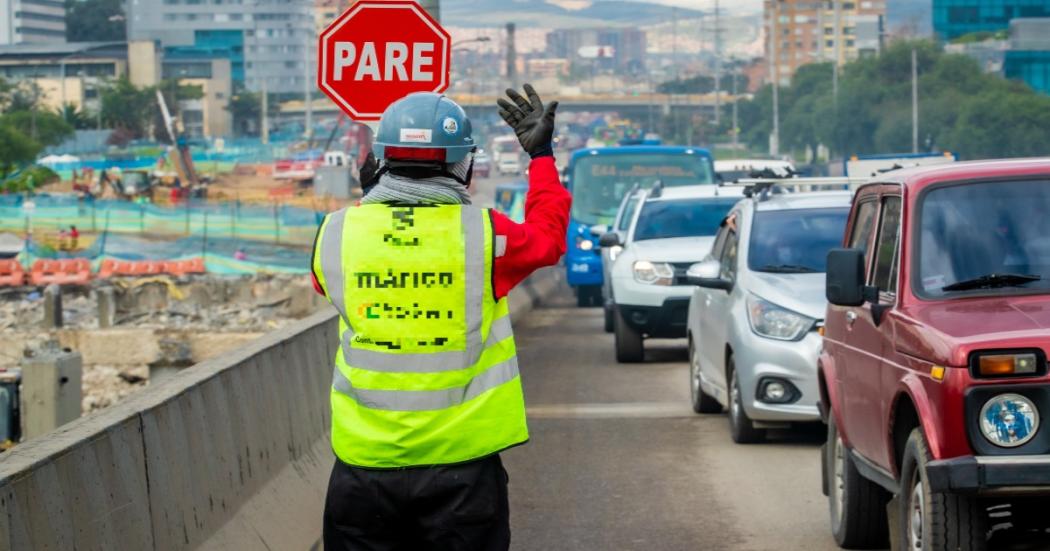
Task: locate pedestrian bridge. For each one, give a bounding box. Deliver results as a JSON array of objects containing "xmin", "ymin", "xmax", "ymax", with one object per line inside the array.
[{"xmin": 0, "ymin": 269, "xmax": 560, "ymax": 549}]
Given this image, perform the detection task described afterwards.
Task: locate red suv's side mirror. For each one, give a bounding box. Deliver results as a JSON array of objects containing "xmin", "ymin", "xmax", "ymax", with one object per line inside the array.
[{"xmin": 826, "ymin": 248, "xmax": 866, "ymax": 306}]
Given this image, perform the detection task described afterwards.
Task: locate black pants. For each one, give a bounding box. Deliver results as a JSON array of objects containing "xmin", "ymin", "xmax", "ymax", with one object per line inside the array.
[{"xmin": 323, "ymin": 454, "xmax": 510, "ymax": 551}]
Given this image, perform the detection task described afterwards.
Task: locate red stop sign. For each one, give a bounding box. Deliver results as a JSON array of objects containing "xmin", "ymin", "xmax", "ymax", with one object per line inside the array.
[{"xmin": 317, "ymin": 1, "xmax": 451, "ymax": 121}]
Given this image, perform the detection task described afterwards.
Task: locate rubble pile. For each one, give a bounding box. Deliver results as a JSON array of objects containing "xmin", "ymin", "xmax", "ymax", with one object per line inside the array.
[
  {"xmin": 0, "ymin": 274, "xmax": 326, "ymax": 413},
  {"xmin": 81, "ymin": 364, "xmax": 148, "ymax": 412}
]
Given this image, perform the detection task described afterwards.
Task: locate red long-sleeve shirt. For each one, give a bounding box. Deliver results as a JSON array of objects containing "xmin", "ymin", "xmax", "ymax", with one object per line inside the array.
[{"xmin": 312, "ymin": 156, "xmax": 571, "ymax": 299}]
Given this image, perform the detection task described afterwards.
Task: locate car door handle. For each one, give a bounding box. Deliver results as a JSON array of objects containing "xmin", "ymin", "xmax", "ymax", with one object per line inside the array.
[{"xmin": 845, "ymin": 310, "xmax": 857, "ymax": 326}]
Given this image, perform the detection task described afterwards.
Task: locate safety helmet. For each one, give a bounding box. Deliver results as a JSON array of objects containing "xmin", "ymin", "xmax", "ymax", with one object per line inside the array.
[{"xmin": 373, "ymin": 92, "xmax": 475, "ymax": 164}]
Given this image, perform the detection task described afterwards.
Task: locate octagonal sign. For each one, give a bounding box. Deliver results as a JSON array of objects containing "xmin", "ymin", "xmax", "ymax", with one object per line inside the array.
[{"xmin": 318, "ymin": 1, "xmax": 451, "ymax": 121}]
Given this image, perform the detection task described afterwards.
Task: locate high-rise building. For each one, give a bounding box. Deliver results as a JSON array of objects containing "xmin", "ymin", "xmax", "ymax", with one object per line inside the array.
[
  {"xmin": 316, "ymin": 0, "xmax": 351, "ymax": 34},
  {"xmin": 764, "ymin": 0, "xmax": 886, "ymax": 84},
  {"xmin": 933, "ymin": 0, "xmax": 1050, "ymax": 40},
  {"xmin": 0, "ymin": 0, "xmax": 65, "ymax": 44},
  {"xmin": 546, "ymin": 27, "xmax": 647, "ymax": 72},
  {"xmin": 126, "ymin": 0, "xmax": 315, "ymax": 95},
  {"xmin": 1004, "ymin": 18, "xmax": 1050, "ymax": 94}
]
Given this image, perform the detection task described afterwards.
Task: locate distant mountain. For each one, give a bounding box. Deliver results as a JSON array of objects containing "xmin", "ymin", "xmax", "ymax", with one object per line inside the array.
[{"xmin": 441, "ymin": 0, "xmax": 705, "ymax": 27}]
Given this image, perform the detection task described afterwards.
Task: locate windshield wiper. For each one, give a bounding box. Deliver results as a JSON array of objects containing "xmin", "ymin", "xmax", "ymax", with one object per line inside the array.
[
  {"xmin": 757, "ymin": 264, "xmax": 819, "ymax": 274},
  {"xmin": 942, "ymin": 273, "xmax": 1042, "ymax": 292}
]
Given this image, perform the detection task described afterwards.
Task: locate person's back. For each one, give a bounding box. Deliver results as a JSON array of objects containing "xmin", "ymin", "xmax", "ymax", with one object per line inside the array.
[{"xmin": 315, "ymin": 86, "xmax": 569, "ymax": 551}]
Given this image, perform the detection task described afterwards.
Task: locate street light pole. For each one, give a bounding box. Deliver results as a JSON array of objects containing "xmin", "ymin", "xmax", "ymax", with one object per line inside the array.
[
  {"xmin": 731, "ymin": 65, "xmax": 738, "ymax": 150},
  {"xmin": 303, "ymin": 36, "xmax": 312, "ymax": 143},
  {"xmin": 912, "ymin": 48, "xmax": 919, "ymax": 153},
  {"xmin": 713, "ymin": 0, "xmax": 722, "ymax": 126},
  {"xmin": 60, "ymin": 59, "xmax": 66, "ymax": 120},
  {"xmin": 833, "ymin": 0, "xmax": 840, "ymax": 103},
  {"xmin": 770, "ymin": 1, "xmax": 780, "ymax": 156}
]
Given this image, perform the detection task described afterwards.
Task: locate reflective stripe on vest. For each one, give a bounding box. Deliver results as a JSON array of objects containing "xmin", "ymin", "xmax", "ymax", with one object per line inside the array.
[
  {"xmin": 330, "ymin": 356, "xmax": 519, "ymax": 411},
  {"xmin": 337, "ymin": 314, "xmax": 514, "ymax": 373}
]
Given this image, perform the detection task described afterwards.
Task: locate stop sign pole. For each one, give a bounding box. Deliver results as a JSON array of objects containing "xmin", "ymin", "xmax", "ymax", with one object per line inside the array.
[{"xmin": 317, "ymin": 0, "xmax": 452, "ymax": 122}]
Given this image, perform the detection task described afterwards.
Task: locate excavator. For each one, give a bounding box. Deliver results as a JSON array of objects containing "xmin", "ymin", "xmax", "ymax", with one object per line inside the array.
[{"xmin": 76, "ymin": 92, "xmax": 209, "ymax": 203}]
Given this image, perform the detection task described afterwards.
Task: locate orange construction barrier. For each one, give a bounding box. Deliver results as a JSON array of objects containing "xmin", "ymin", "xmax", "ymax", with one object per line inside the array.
[
  {"xmin": 98, "ymin": 259, "xmax": 118, "ymax": 279},
  {"xmin": 0, "ymin": 260, "xmax": 25, "ymax": 286},
  {"xmin": 164, "ymin": 257, "xmax": 206, "ymax": 277},
  {"xmin": 29, "ymin": 259, "xmax": 91, "ymax": 286},
  {"xmin": 98, "ymin": 257, "xmax": 207, "ymax": 278}
]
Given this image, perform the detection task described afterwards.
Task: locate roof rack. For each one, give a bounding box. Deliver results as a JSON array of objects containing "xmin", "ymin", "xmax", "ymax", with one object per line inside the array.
[
  {"xmin": 726, "ymin": 177, "xmax": 871, "ymax": 200},
  {"xmin": 648, "ymin": 179, "xmax": 664, "ymax": 198}
]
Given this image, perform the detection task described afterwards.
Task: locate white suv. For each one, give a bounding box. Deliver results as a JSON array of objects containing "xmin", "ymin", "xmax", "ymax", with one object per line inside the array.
[
  {"xmin": 600, "ymin": 185, "xmax": 743, "ymax": 363},
  {"xmin": 685, "ymin": 190, "xmax": 851, "ymax": 443},
  {"xmin": 600, "ymin": 188, "xmax": 644, "ymax": 333}
]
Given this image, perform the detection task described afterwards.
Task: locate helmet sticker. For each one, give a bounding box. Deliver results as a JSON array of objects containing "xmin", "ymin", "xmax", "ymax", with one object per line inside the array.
[
  {"xmin": 442, "ymin": 117, "xmax": 459, "ymax": 136},
  {"xmin": 399, "ymin": 129, "xmax": 432, "ymax": 143}
]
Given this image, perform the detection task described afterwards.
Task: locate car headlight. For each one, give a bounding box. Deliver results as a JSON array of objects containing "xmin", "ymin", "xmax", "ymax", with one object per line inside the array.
[
  {"xmin": 633, "ymin": 260, "xmax": 674, "ymax": 286},
  {"xmin": 608, "ymin": 245, "xmax": 623, "ymax": 262},
  {"xmin": 576, "ymin": 237, "xmax": 594, "ymax": 251},
  {"xmin": 746, "ymin": 295, "xmax": 815, "ymax": 341},
  {"xmin": 979, "ymin": 393, "xmax": 1039, "ymax": 448}
]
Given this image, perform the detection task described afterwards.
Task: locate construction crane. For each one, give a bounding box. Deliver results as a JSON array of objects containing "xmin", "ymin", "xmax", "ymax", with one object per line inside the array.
[{"xmin": 155, "ymin": 89, "xmax": 209, "ymax": 199}]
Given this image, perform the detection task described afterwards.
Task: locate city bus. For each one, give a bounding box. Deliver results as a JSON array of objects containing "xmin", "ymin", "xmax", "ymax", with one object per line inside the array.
[{"xmin": 562, "ymin": 145, "xmax": 717, "ymax": 307}]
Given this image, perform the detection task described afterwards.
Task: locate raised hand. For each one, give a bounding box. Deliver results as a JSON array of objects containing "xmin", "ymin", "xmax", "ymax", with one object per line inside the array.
[{"xmin": 497, "ymin": 83, "xmax": 558, "ymax": 159}]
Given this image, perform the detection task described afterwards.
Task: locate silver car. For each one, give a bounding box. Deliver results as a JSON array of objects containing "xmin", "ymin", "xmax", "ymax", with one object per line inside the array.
[{"xmin": 685, "ymin": 191, "xmax": 851, "ymax": 443}]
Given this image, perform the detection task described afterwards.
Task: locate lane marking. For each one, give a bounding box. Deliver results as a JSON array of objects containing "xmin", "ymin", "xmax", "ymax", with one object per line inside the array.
[{"xmin": 527, "ymin": 402, "xmax": 694, "ymax": 419}]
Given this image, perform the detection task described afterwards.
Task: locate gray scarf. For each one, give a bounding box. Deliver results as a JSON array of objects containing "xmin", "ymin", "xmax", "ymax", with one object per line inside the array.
[{"xmin": 361, "ymin": 156, "xmax": 472, "ymax": 205}]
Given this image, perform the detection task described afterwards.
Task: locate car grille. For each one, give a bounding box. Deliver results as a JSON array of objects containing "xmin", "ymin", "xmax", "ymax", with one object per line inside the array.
[{"xmin": 671, "ymin": 262, "xmax": 694, "ymax": 286}]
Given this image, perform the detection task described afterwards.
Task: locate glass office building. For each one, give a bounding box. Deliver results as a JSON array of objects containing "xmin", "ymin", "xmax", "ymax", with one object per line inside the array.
[
  {"xmin": 1005, "ymin": 50, "xmax": 1050, "ymax": 93},
  {"xmin": 934, "ymin": 0, "xmax": 1050, "ymax": 40},
  {"xmin": 1003, "ymin": 18, "xmax": 1050, "ymax": 94}
]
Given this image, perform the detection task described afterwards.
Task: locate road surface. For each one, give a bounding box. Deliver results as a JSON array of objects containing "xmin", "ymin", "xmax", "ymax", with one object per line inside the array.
[{"xmin": 504, "ymin": 289, "xmax": 844, "ymax": 551}]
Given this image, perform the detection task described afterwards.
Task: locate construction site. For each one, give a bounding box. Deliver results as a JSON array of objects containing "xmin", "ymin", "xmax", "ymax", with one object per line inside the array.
[{"xmin": 0, "ymin": 83, "xmax": 380, "ymax": 447}]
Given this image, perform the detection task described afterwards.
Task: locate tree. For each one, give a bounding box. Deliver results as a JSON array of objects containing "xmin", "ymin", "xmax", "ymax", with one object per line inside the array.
[
  {"xmin": 58, "ymin": 103, "xmax": 93, "ymax": 130},
  {"xmin": 226, "ymin": 89, "xmax": 279, "ymax": 137},
  {"xmin": 100, "ymin": 77, "xmax": 155, "ymax": 139},
  {"xmin": 736, "ymin": 39, "xmax": 1050, "ymax": 160},
  {"xmin": 65, "ymin": 0, "xmax": 125, "ymax": 42},
  {"xmin": 0, "ymin": 125, "xmax": 41, "ymax": 178},
  {"xmin": 0, "ymin": 110, "xmax": 74, "ymax": 148},
  {"xmin": 9, "ymin": 81, "xmax": 42, "ymax": 112}
]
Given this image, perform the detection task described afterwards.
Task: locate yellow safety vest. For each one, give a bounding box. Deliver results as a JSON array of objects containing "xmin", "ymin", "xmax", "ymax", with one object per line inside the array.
[{"xmin": 313, "ymin": 204, "xmax": 528, "ymax": 468}]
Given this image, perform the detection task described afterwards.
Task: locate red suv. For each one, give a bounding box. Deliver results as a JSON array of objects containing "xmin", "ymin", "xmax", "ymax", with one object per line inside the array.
[{"xmin": 820, "ymin": 159, "xmax": 1050, "ymax": 550}]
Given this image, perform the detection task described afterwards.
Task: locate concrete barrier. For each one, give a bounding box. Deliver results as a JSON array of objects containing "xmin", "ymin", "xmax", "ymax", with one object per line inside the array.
[{"xmin": 0, "ymin": 266, "xmax": 562, "ymax": 550}]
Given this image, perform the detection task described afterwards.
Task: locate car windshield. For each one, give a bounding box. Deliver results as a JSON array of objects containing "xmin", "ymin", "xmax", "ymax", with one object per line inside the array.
[
  {"xmin": 747, "ymin": 208, "xmax": 849, "ymax": 273},
  {"xmin": 570, "ymin": 153, "xmax": 715, "ymax": 226},
  {"xmin": 917, "ymin": 180, "xmax": 1050, "ymax": 298},
  {"xmin": 632, "ymin": 197, "xmax": 738, "ymax": 242}
]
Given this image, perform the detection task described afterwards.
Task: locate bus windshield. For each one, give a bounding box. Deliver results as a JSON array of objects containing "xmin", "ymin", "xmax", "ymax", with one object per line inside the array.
[{"xmin": 570, "ymin": 153, "xmax": 714, "ymax": 226}]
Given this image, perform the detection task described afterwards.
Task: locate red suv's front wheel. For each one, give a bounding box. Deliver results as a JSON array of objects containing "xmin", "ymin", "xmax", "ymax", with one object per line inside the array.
[{"xmin": 898, "ymin": 428, "xmax": 987, "ymax": 551}]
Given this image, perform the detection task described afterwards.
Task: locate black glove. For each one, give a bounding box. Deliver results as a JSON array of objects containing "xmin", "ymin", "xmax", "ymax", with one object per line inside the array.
[
  {"xmin": 497, "ymin": 83, "xmax": 558, "ymax": 159},
  {"xmin": 359, "ymin": 151, "xmax": 379, "ymax": 195}
]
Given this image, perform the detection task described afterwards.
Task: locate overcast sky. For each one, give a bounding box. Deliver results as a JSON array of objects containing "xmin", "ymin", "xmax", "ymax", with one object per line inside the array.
[{"xmin": 616, "ymin": 0, "xmax": 763, "ymax": 13}]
